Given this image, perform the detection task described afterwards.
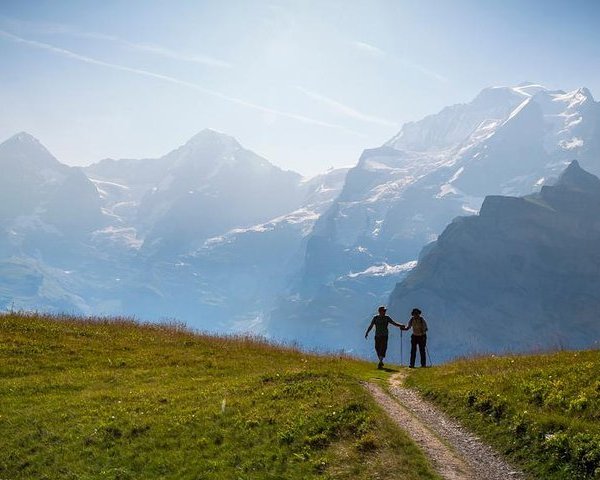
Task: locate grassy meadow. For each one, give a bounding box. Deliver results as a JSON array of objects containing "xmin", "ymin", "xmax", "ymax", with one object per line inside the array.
[
  {"xmin": 406, "ymin": 350, "xmax": 600, "ymax": 480},
  {"xmin": 0, "ymin": 312, "xmax": 439, "ymax": 480}
]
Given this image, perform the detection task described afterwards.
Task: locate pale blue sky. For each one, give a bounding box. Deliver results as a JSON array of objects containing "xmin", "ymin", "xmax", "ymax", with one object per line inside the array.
[{"xmin": 1, "ymin": 0, "xmax": 599, "ymax": 175}]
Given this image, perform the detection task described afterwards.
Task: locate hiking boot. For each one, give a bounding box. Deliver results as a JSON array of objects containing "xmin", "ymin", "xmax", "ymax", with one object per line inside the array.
[
  {"xmin": 377, "ymin": 361, "xmax": 383, "ymax": 369},
  {"xmin": 409, "ymin": 365, "xmax": 415, "ymax": 368}
]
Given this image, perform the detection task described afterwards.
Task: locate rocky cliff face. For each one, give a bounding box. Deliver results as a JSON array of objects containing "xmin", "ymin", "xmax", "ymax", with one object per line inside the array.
[{"xmin": 388, "ymin": 161, "xmax": 600, "ymax": 361}]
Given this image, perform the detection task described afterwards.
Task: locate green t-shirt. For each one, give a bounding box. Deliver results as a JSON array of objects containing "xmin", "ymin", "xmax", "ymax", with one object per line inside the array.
[{"xmin": 370, "ymin": 315, "xmax": 394, "ymax": 336}]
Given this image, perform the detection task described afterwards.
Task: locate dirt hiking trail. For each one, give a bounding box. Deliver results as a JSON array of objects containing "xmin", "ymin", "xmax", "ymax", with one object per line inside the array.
[{"xmin": 365, "ymin": 372, "xmax": 527, "ymax": 480}]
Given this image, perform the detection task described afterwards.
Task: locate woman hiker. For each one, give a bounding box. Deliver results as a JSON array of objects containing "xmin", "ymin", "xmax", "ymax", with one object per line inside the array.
[
  {"xmin": 364, "ymin": 306, "xmax": 404, "ymax": 369},
  {"xmin": 402, "ymin": 308, "xmax": 428, "ymax": 368}
]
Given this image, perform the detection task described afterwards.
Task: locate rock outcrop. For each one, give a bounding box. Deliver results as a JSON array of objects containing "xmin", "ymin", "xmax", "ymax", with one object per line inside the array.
[{"xmin": 388, "ymin": 161, "xmax": 600, "ymax": 360}]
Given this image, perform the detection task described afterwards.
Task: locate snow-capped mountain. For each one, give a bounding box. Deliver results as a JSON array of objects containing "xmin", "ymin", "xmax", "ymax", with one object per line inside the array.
[
  {"xmin": 387, "ymin": 83, "xmax": 533, "ymax": 151},
  {"xmin": 87, "ymin": 129, "xmax": 307, "ymax": 256},
  {"xmin": 0, "ymin": 132, "xmax": 108, "ymax": 312},
  {"xmin": 116, "ymin": 163, "xmax": 348, "ymax": 332},
  {"xmin": 388, "ymin": 161, "xmax": 600, "ymax": 360},
  {"xmin": 268, "ymin": 83, "xmax": 600, "ymax": 353},
  {"xmin": 310, "ymin": 84, "xmax": 600, "ymax": 275},
  {"xmin": 0, "ymin": 132, "xmax": 105, "ymax": 232},
  {"xmin": 0, "ymin": 130, "xmax": 347, "ymax": 331}
]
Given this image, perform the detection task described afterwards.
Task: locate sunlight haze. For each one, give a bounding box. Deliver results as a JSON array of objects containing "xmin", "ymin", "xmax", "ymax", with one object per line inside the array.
[{"xmin": 1, "ymin": 0, "xmax": 599, "ymax": 175}]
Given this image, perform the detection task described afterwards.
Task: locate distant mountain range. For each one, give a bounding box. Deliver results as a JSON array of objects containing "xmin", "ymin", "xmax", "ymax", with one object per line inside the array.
[
  {"xmin": 0, "ymin": 129, "xmax": 346, "ymax": 326},
  {"xmin": 2, "ymin": 82, "xmax": 599, "ymax": 359}
]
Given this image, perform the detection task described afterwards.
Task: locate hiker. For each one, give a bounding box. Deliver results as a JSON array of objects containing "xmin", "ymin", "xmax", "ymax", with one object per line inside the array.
[
  {"xmin": 402, "ymin": 308, "xmax": 428, "ymax": 368},
  {"xmin": 364, "ymin": 306, "xmax": 404, "ymax": 369}
]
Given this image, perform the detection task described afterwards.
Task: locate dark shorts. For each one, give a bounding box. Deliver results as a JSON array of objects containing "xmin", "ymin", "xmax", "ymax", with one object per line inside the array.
[{"xmin": 374, "ymin": 335, "xmax": 388, "ymax": 358}]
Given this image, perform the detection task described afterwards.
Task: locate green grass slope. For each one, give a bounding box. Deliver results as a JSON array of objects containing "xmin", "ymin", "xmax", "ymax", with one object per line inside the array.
[
  {"xmin": 406, "ymin": 350, "xmax": 600, "ymax": 480},
  {"xmin": 0, "ymin": 313, "xmax": 439, "ymax": 480}
]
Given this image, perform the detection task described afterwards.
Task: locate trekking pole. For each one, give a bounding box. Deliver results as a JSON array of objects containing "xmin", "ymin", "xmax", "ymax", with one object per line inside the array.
[
  {"xmin": 426, "ymin": 344, "xmax": 433, "ymax": 367},
  {"xmin": 400, "ymin": 329, "xmax": 403, "ymax": 366}
]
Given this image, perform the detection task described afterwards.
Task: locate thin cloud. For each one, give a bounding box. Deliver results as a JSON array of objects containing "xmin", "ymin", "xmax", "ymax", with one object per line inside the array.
[
  {"xmin": 0, "ymin": 16, "xmax": 232, "ymax": 68},
  {"xmin": 70, "ymin": 32, "xmax": 233, "ymax": 69},
  {"xmin": 352, "ymin": 39, "xmax": 448, "ymax": 83},
  {"xmin": 120, "ymin": 42, "xmax": 232, "ymax": 69},
  {"xmin": 352, "ymin": 41, "xmax": 387, "ymax": 58},
  {"xmin": 296, "ymin": 86, "xmax": 398, "ymax": 128},
  {"xmin": 406, "ymin": 61, "xmax": 448, "ymax": 83},
  {"xmin": 0, "ymin": 29, "xmax": 363, "ymax": 136}
]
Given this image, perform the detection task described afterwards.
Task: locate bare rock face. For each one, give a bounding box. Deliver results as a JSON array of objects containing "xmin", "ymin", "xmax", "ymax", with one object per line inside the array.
[{"xmin": 388, "ymin": 161, "xmax": 600, "ymax": 361}]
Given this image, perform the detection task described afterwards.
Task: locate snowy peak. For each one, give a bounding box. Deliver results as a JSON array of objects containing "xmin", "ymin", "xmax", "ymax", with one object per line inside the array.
[
  {"xmin": 184, "ymin": 128, "xmax": 242, "ymax": 150},
  {"xmin": 549, "ymin": 87, "xmax": 594, "ymax": 108},
  {"xmin": 555, "ymin": 160, "xmax": 600, "ymax": 193},
  {"xmin": 0, "ymin": 131, "xmax": 105, "ymax": 231},
  {"xmin": 163, "ymin": 128, "xmax": 279, "ymax": 175},
  {"xmin": 5, "ymin": 131, "xmax": 42, "ymax": 145},
  {"xmin": 1, "ymin": 131, "xmax": 49, "ymax": 153},
  {"xmin": 510, "ymin": 82, "xmax": 549, "ymax": 97},
  {"xmin": 0, "ymin": 131, "xmax": 63, "ymax": 169},
  {"xmin": 564, "ymin": 87, "xmax": 594, "ymax": 103},
  {"xmin": 579, "ymin": 87, "xmax": 594, "ymax": 101},
  {"xmin": 522, "ymin": 86, "xmax": 599, "ymax": 155},
  {"xmin": 384, "ymin": 83, "xmax": 598, "ymax": 156},
  {"xmin": 386, "ymin": 84, "xmax": 529, "ymax": 152},
  {"xmin": 134, "ymin": 129, "xmax": 306, "ymax": 255},
  {"xmin": 473, "ymin": 84, "xmax": 535, "ymax": 105}
]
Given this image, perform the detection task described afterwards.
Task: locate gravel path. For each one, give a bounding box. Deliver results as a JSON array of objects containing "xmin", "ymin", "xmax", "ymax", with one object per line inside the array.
[{"xmin": 365, "ymin": 372, "xmax": 527, "ymax": 480}]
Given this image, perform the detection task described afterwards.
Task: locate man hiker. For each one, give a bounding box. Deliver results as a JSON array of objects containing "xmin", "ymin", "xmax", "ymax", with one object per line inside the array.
[
  {"xmin": 364, "ymin": 306, "xmax": 404, "ymax": 369},
  {"xmin": 402, "ymin": 308, "xmax": 428, "ymax": 368}
]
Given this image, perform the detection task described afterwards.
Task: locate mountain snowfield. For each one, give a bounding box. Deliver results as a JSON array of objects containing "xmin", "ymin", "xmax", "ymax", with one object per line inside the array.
[{"xmin": 1, "ymin": 82, "xmax": 599, "ymax": 359}]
